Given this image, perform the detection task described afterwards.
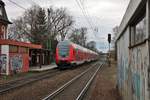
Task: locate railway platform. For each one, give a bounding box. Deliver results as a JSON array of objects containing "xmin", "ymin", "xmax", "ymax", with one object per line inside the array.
[{"xmin": 29, "ymin": 63, "xmax": 57, "ymax": 72}]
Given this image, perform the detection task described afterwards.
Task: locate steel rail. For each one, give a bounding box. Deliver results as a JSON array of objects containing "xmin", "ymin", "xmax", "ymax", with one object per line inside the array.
[
  {"xmin": 0, "ymin": 69, "xmax": 58, "ymax": 86},
  {"xmin": 0, "ymin": 70, "xmax": 61, "ymax": 94},
  {"xmin": 76, "ymin": 63, "xmax": 103, "ymax": 100},
  {"xmin": 42, "ymin": 62, "xmax": 100, "ymax": 100},
  {"xmin": 0, "ymin": 62, "xmax": 96, "ymax": 95}
]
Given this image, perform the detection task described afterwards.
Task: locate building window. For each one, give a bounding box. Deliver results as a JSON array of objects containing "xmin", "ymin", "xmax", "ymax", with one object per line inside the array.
[
  {"xmin": 130, "ymin": 15, "xmax": 146, "ymax": 46},
  {"xmin": 9, "ymin": 45, "xmax": 18, "ymax": 53},
  {"xmin": 135, "ymin": 17, "xmax": 146, "ymax": 44},
  {"xmin": 0, "ymin": 6, "xmax": 2, "ymax": 16},
  {"xmin": 19, "ymin": 47, "xmax": 28, "ymax": 53},
  {"xmin": 0, "ymin": 45, "xmax": 1, "ymax": 53}
]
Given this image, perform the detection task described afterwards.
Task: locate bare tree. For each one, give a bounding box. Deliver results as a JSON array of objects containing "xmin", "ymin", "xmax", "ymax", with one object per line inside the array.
[
  {"xmin": 112, "ymin": 26, "xmax": 119, "ymax": 41},
  {"xmin": 8, "ymin": 5, "xmax": 41, "ymax": 42},
  {"xmin": 33, "ymin": 7, "xmax": 47, "ymax": 46},
  {"xmin": 69, "ymin": 27, "xmax": 87, "ymax": 47},
  {"xmin": 86, "ymin": 41, "xmax": 97, "ymax": 51},
  {"xmin": 8, "ymin": 5, "xmax": 74, "ymax": 53},
  {"xmin": 8, "ymin": 5, "xmax": 48, "ymax": 46},
  {"xmin": 47, "ymin": 7, "xmax": 73, "ymax": 41},
  {"xmin": 112, "ymin": 26, "xmax": 119, "ymax": 48},
  {"xmin": 23, "ymin": 5, "xmax": 44, "ymax": 42},
  {"xmin": 8, "ymin": 18, "xmax": 28, "ymax": 42}
]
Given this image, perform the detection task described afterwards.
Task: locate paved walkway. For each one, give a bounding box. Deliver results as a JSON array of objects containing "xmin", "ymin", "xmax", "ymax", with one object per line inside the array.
[{"xmin": 29, "ymin": 64, "xmax": 57, "ymax": 72}]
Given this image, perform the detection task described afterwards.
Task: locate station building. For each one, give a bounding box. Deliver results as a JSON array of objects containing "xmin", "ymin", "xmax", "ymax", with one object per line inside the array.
[
  {"xmin": 0, "ymin": 0, "xmax": 52, "ymax": 75},
  {"xmin": 116, "ymin": 0, "xmax": 150, "ymax": 100},
  {"xmin": 0, "ymin": 39, "xmax": 42, "ymax": 75}
]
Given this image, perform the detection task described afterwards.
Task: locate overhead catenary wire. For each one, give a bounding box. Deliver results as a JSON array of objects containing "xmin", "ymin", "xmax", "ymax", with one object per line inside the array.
[
  {"xmin": 8, "ymin": 0, "xmax": 95, "ymax": 32},
  {"xmin": 7, "ymin": 0, "xmax": 26, "ymax": 10},
  {"xmin": 8, "ymin": 0, "xmax": 98, "ymax": 34},
  {"xmin": 75, "ymin": 0, "xmax": 99, "ymax": 39},
  {"xmin": 75, "ymin": 0, "xmax": 95, "ymax": 30},
  {"xmin": 78, "ymin": 0, "xmax": 98, "ymax": 33},
  {"xmin": 8, "ymin": 0, "xmax": 41, "ymax": 11},
  {"xmin": 78, "ymin": 0, "xmax": 104, "ymax": 40},
  {"xmin": 79, "ymin": 0, "xmax": 97, "ymax": 29}
]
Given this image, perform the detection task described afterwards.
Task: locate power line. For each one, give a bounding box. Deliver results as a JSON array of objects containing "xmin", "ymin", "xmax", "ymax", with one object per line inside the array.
[
  {"xmin": 8, "ymin": 0, "xmax": 26, "ymax": 10},
  {"xmin": 79, "ymin": 0, "xmax": 95, "ymax": 27},
  {"xmin": 79, "ymin": 0, "xmax": 97, "ymax": 30},
  {"xmin": 78, "ymin": 0, "xmax": 101, "ymax": 40},
  {"xmin": 75, "ymin": 0, "xmax": 94, "ymax": 30},
  {"xmin": 76, "ymin": 0, "xmax": 99, "ymax": 38},
  {"xmin": 76, "ymin": 0, "xmax": 98, "ymax": 34},
  {"xmin": 8, "ymin": 0, "xmax": 41, "ymax": 11}
]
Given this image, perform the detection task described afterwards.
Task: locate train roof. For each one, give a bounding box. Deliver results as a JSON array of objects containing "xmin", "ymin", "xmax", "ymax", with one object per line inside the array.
[{"xmin": 57, "ymin": 40, "xmax": 98, "ymax": 55}]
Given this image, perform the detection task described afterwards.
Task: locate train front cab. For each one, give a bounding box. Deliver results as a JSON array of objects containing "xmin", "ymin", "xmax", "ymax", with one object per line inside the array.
[{"xmin": 55, "ymin": 43, "xmax": 76, "ymax": 69}]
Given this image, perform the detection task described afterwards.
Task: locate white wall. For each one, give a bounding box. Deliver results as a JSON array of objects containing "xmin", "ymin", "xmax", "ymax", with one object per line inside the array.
[{"xmin": 1, "ymin": 45, "xmax": 9, "ymax": 75}]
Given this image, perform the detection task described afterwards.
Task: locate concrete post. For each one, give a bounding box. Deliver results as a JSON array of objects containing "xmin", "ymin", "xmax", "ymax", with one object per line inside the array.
[{"xmin": 146, "ymin": 0, "xmax": 150, "ymax": 99}]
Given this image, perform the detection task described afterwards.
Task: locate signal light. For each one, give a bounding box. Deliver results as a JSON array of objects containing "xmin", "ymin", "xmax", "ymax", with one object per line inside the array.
[{"xmin": 108, "ymin": 34, "xmax": 111, "ymax": 43}]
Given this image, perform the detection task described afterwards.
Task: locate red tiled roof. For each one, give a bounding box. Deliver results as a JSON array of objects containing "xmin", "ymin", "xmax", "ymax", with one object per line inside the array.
[{"xmin": 0, "ymin": 39, "xmax": 42, "ymax": 49}]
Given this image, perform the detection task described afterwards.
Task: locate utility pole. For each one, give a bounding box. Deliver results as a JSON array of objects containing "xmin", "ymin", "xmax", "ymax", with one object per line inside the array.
[
  {"xmin": 47, "ymin": 9, "xmax": 53, "ymax": 62},
  {"xmin": 108, "ymin": 33, "xmax": 111, "ymax": 66},
  {"xmin": 47, "ymin": 9, "xmax": 51, "ymax": 51}
]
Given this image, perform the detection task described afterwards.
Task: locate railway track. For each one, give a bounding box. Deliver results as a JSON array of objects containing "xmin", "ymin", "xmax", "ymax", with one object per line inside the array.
[
  {"xmin": 43, "ymin": 62, "xmax": 103, "ymax": 100},
  {"xmin": 0, "ymin": 68, "xmax": 58, "ymax": 86},
  {"xmin": 0, "ymin": 62, "xmax": 97, "ymax": 96},
  {"xmin": 0, "ymin": 69, "xmax": 61, "ymax": 94}
]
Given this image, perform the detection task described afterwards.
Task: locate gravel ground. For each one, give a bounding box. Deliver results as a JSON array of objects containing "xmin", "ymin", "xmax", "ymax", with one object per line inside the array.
[
  {"xmin": 0, "ymin": 62, "xmax": 97, "ymax": 100},
  {"xmin": 0, "ymin": 70, "xmax": 56, "ymax": 85},
  {"xmin": 84, "ymin": 59, "xmax": 120, "ymax": 100},
  {"xmin": 52, "ymin": 63, "xmax": 99, "ymax": 100}
]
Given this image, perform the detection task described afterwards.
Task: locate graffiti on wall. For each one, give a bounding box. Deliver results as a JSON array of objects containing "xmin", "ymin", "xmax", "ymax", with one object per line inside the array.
[
  {"xmin": 130, "ymin": 47, "xmax": 148, "ymax": 100},
  {"xmin": 117, "ymin": 32, "xmax": 148, "ymax": 100},
  {"xmin": 132, "ymin": 73, "xmax": 141, "ymax": 100},
  {"xmin": 118, "ymin": 46, "xmax": 148, "ymax": 100},
  {"xmin": 118, "ymin": 55, "xmax": 127, "ymax": 88},
  {"xmin": 117, "ymin": 34, "xmax": 129, "ymax": 91},
  {"xmin": 10, "ymin": 55, "xmax": 23, "ymax": 73},
  {"xmin": 0, "ymin": 54, "xmax": 7, "ymax": 74}
]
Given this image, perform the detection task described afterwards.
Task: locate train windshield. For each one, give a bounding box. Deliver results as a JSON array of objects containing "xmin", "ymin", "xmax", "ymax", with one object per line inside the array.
[{"xmin": 57, "ymin": 41, "xmax": 70, "ymax": 57}]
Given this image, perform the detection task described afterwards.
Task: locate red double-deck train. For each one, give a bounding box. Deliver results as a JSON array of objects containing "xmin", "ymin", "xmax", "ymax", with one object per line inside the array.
[{"xmin": 55, "ymin": 40, "xmax": 98, "ymax": 69}]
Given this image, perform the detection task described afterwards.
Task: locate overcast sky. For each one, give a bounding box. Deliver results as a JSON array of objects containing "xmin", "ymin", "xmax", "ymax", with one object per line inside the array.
[{"xmin": 4, "ymin": 0, "xmax": 130, "ymax": 52}]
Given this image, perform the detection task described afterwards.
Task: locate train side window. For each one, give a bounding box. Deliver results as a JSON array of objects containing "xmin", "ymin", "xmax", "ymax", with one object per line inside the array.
[
  {"xmin": 75, "ymin": 49, "xmax": 79, "ymax": 60},
  {"xmin": 73, "ymin": 49, "xmax": 76, "ymax": 55}
]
